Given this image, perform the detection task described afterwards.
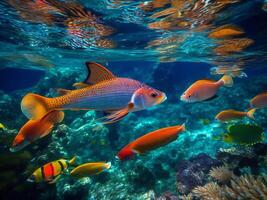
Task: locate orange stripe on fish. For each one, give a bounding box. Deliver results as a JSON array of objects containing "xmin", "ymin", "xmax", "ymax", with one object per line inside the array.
[
  {"xmin": 117, "ymin": 124, "xmax": 185, "ymax": 160},
  {"xmin": 43, "ymin": 163, "xmax": 55, "ymax": 181}
]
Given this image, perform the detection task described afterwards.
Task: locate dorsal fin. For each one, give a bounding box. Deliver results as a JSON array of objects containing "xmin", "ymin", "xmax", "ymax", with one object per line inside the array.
[
  {"xmin": 56, "ymin": 88, "xmax": 72, "ymax": 96},
  {"xmin": 83, "ymin": 62, "xmax": 116, "ymax": 85}
]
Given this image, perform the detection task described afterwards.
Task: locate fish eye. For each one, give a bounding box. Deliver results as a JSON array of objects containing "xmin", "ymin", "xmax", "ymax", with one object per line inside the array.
[
  {"xmin": 188, "ymin": 95, "xmax": 191, "ymax": 98},
  {"xmin": 150, "ymin": 92, "xmax": 158, "ymax": 98}
]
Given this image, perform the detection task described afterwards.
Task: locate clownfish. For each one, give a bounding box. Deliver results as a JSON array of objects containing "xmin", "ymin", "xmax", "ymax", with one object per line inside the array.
[{"xmin": 27, "ymin": 156, "xmax": 76, "ymax": 184}]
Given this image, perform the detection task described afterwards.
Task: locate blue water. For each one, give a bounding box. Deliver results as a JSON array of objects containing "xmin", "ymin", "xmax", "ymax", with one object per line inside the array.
[{"xmin": 0, "ymin": 0, "xmax": 267, "ymax": 200}]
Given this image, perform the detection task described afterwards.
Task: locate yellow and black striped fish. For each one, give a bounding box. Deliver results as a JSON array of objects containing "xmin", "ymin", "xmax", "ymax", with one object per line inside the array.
[{"xmin": 27, "ymin": 156, "xmax": 76, "ymax": 184}]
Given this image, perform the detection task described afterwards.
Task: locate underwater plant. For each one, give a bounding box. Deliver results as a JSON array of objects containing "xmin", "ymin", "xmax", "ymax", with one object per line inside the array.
[
  {"xmin": 209, "ymin": 165, "xmax": 234, "ymax": 183},
  {"xmin": 192, "ymin": 182, "xmax": 225, "ymax": 200},
  {"xmin": 224, "ymin": 174, "xmax": 267, "ymax": 199},
  {"xmin": 193, "ymin": 174, "xmax": 267, "ymax": 200}
]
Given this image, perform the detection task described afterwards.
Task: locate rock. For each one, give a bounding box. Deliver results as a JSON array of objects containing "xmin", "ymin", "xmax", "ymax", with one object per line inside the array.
[{"xmin": 176, "ymin": 153, "xmax": 222, "ymax": 194}]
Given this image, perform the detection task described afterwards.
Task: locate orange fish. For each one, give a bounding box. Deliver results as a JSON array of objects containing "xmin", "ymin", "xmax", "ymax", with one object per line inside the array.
[
  {"xmin": 180, "ymin": 75, "xmax": 233, "ymax": 102},
  {"xmin": 10, "ymin": 110, "xmax": 64, "ymax": 152},
  {"xmin": 21, "ymin": 62, "xmax": 166, "ymax": 124},
  {"xmin": 70, "ymin": 162, "xmax": 111, "ymax": 178},
  {"xmin": 215, "ymin": 109, "xmax": 256, "ymax": 122},
  {"xmin": 250, "ymin": 92, "xmax": 267, "ymax": 109},
  {"xmin": 28, "ymin": 156, "xmax": 76, "ymax": 184},
  {"xmin": 117, "ymin": 124, "xmax": 185, "ymax": 160}
]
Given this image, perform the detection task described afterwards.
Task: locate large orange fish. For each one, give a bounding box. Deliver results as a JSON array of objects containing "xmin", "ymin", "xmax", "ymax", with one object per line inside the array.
[
  {"xmin": 117, "ymin": 124, "xmax": 185, "ymax": 160},
  {"xmin": 180, "ymin": 75, "xmax": 233, "ymax": 102},
  {"xmin": 10, "ymin": 110, "xmax": 64, "ymax": 152},
  {"xmin": 215, "ymin": 109, "xmax": 256, "ymax": 122},
  {"xmin": 250, "ymin": 92, "xmax": 267, "ymax": 109},
  {"xmin": 21, "ymin": 62, "xmax": 166, "ymax": 124}
]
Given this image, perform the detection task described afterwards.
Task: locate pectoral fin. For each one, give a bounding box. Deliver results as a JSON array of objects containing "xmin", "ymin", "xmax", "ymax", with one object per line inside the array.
[
  {"xmin": 203, "ymin": 95, "xmax": 218, "ymax": 102},
  {"xmin": 40, "ymin": 124, "xmax": 54, "ymax": 138},
  {"xmin": 48, "ymin": 175, "xmax": 61, "ymax": 184},
  {"xmin": 96, "ymin": 103, "xmax": 134, "ymax": 124}
]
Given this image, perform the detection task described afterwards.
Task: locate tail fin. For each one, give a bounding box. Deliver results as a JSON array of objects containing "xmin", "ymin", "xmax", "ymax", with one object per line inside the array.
[
  {"xmin": 21, "ymin": 93, "xmax": 51, "ymax": 120},
  {"xmin": 105, "ymin": 162, "xmax": 111, "ymax": 169},
  {"xmin": 219, "ymin": 75, "xmax": 233, "ymax": 87},
  {"xmin": 181, "ymin": 123, "xmax": 186, "ymax": 132},
  {"xmin": 247, "ymin": 108, "xmax": 256, "ymax": 119},
  {"xmin": 69, "ymin": 156, "xmax": 77, "ymax": 165},
  {"xmin": 239, "ymin": 72, "xmax": 247, "ymax": 78}
]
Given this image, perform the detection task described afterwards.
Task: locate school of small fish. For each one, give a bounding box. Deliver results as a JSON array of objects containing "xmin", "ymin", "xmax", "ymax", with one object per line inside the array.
[{"xmin": 4, "ymin": 0, "xmax": 266, "ymax": 184}]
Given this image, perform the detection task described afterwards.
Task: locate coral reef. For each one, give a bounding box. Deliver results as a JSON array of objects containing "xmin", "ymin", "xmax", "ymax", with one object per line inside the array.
[
  {"xmin": 0, "ymin": 67, "xmax": 266, "ymax": 200},
  {"xmin": 192, "ymin": 174, "xmax": 267, "ymax": 200},
  {"xmin": 192, "ymin": 182, "xmax": 224, "ymax": 200},
  {"xmin": 224, "ymin": 174, "xmax": 267, "ymax": 199}
]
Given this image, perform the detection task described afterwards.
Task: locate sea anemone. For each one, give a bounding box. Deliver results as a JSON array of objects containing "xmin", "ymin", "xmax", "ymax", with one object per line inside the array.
[
  {"xmin": 193, "ymin": 174, "xmax": 267, "ymax": 200},
  {"xmin": 209, "ymin": 165, "xmax": 234, "ymax": 183},
  {"xmin": 192, "ymin": 182, "xmax": 225, "ymax": 200},
  {"xmin": 224, "ymin": 174, "xmax": 267, "ymax": 199}
]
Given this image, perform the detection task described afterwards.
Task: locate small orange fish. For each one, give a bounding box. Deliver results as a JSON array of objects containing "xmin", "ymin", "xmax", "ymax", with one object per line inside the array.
[
  {"xmin": 180, "ymin": 75, "xmax": 233, "ymax": 102},
  {"xmin": 70, "ymin": 162, "xmax": 111, "ymax": 178},
  {"xmin": 10, "ymin": 110, "xmax": 64, "ymax": 152},
  {"xmin": 117, "ymin": 124, "xmax": 185, "ymax": 160},
  {"xmin": 250, "ymin": 92, "xmax": 267, "ymax": 109},
  {"xmin": 215, "ymin": 109, "xmax": 256, "ymax": 122}
]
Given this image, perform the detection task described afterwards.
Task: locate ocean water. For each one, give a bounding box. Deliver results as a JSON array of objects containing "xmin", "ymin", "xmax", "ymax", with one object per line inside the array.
[{"xmin": 0, "ymin": 0, "xmax": 267, "ymax": 200}]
